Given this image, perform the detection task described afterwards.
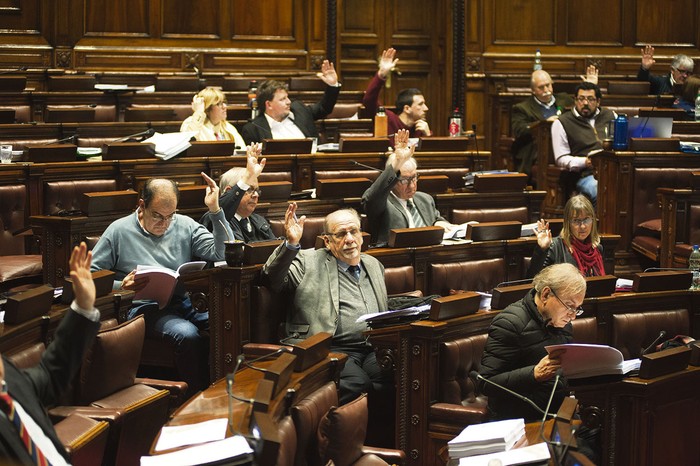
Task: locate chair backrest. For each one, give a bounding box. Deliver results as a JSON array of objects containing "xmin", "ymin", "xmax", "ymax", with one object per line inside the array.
[
  {"xmin": 0, "ymin": 184, "xmax": 29, "ymax": 256},
  {"xmin": 270, "ymin": 217, "xmax": 326, "ymax": 249},
  {"xmin": 689, "ymin": 204, "xmax": 700, "ymax": 246},
  {"xmin": 6, "ymin": 342, "xmax": 46, "ymax": 369},
  {"xmin": 276, "ymin": 415, "xmax": 297, "ymax": 466},
  {"xmin": 314, "ymin": 169, "xmax": 380, "ymax": 182},
  {"xmin": 571, "ymin": 316, "xmax": 598, "ymax": 344},
  {"xmin": 438, "ymin": 334, "xmax": 489, "ymax": 406},
  {"xmin": 428, "ymin": 258, "xmax": 507, "ymax": 295},
  {"xmin": 452, "ymin": 206, "xmax": 529, "ymax": 224},
  {"xmin": 384, "ymin": 265, "xmax": 415, "ymax": 296},
  {"xmin": 611, "ymin": 309, "xmax": 689, "ymax": 359},
  {"xmin": 292, "ymin": 381, "xmax": 338, "ymax": 466},
  {"xmin": 632, "ymin": 168, "xmax": 695, "ymax": 228},
  {"xmin": 419, "ymin": 167, "xmax": 470, "ymax": 190},
  {"xmin": 43, "ymin": 179, "xmax": 117, "ymax": 216}
]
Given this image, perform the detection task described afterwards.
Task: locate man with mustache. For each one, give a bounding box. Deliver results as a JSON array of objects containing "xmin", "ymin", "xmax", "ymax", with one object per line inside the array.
[
  {"xmin": 550, "ymin": 82, "xmax": 615, "ymax": 207},
  {"xmin": 240, "ymin": 60, "xmax": 340, "ymax": 144},
  {"xmin": 637, "ymin": 44, "xmax": 695, "ymax": 96},
  {"xmin": 511, "ymin": 66, "xmax": 598, "ymax": 187}
]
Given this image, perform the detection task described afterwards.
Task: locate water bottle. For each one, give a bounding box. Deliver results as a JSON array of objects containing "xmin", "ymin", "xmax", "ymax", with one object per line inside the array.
[
  {"xmin": 533, "ymin": 49, "xmax": 542, "ymax": 71},
  {"xmin": 612, "ymin": 114, "xmax": 628, "ymax": 150},
  {"xmin": 374, "ymin": 106, "xmax": 388, "ymax": 137},
  {"xmin": 694, "ymin": 91, "xmax": 700, "ymax": 122},
  {"xmin": 689, "ymin": 245, "xmax": 700, "ymax": 290},
  {"xmin": 449, "ymin": 108, "xmax": 462, "ymax": 137},
  {"xmin": 248, "ymin": 80, "xmax": 258, "ymax": 120}
]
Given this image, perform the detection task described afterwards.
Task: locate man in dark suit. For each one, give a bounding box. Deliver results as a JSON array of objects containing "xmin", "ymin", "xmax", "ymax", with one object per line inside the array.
[
  {"xmin": 362, "ymin": 129, "xmax": 463, "ymax": 245},
  {"xmin": 200, "ymin": 143, "xmax": 276, "ymax": 243},
  {"xmin": 637, "ymin": 44, "xmax": 695, "ymax": 95},
  {"xmin": 0, "ymin": 242, "xmax": 100, "ymax": 465},
  {"xmin": 240, "ymin": 60, "xmax": 340, "ymax": 144}
]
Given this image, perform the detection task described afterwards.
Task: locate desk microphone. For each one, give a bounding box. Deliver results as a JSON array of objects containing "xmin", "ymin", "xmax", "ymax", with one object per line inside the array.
[
  {"xmin": 470, "ymin": 371, "xmax": 555, "ymax": 419},
  {"xmin": 471, "ymin": 124, "xmax": 480, "ymax": 159},
  {"xmin": 538, "ymin": 371, "xmax": 565, "ymax": 466},
  {"xmin": 41, "ymin": 134, "xmax": 77, "ymax": 145},
  {"xmin": 112, "ymin": 127, "xmax": 155, "ymax": 143},
  {"xmin": 350, "ymin": 160, "xmax": 383, "ymax": 172},
  {"xmin": 642, "ymin": 330, "xmax": 667, "ymax": 355},
  {"xmin": 0, "ymin": 66, "xmax": 28, "ymax": 75},
  {"xmin": 494, "ymin": 278, "xmax": 534, "ymax": 289},
  {"xmin": 636, "ymin": 94, "xmax": 660, "ymax": 138},
  {"xmin": 243, "ymin": 346, "xmax": 292, "ymax": 374},
  {"xmin": 226, "ymin": 355, "xmax": 254, "ymax": 433},
  {"xmin": 642, "ymin": 267, "xmax": 690, "ymax": 273}
]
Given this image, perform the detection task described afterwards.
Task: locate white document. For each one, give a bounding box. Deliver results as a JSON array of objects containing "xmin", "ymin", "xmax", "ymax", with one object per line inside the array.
[
  {"xmin": 546, "ymin": 343, "xmax": 641, "ymax": 378},
  {"xmin": 458, "ymin": 442, "xmax": 550, "ymax": 466},
  {"xmin": 154, "ymin": 418, "xmax": 228, "ymax": 452},
  {"xmin": 141, "ymin": 435, "xmax": 253, "ymax": 466},
  {"xmin": 144, "ymin": 131, "xmax": 197, "ymax": 160}
]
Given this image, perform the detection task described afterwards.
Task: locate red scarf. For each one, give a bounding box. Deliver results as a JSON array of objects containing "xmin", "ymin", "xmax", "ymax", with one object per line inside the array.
[{"xmin": 569, "ymin": 237, "xmax": 605, "ymax": 276}]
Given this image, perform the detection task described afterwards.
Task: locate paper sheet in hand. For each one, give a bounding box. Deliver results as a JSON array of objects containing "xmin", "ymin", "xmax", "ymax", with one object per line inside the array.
[{"xmin": 546, "ymin": 343, "xmax": 640, "ymax": 378}]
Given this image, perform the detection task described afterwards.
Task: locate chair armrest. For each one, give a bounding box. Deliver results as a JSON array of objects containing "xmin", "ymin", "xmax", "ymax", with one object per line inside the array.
[
  {"xmin": 49, "ymin": 406, "xmax": 125, "ymax": 424},
  {"xmin": 360, "ymin": 446, "xmax": 406, "ymax": 465},
  {"xmin": 135, "ymin": 377, "xmax": 189, "ymax": 411},
  {"xmin": 429, "ymin": 402, "xmax": 488, "ymax": 426},
  {"xmin": 54, "ymin": 413, "xmax": 110, "ymax": 452}
]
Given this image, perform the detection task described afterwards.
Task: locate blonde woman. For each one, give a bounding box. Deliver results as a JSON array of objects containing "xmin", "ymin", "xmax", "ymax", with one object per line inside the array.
[
  {"xmin": 527, "ymin": 194, "xmax": 604, "ymax": 278},
  {"xmin": 181, "ymin": 87, "xmax": 246, "ymax": 149}
]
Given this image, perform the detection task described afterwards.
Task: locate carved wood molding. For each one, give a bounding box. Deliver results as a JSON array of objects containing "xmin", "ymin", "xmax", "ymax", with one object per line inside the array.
[{"xmin": 452, "ymin": 0, "xmax": 466, "ymax": 112}]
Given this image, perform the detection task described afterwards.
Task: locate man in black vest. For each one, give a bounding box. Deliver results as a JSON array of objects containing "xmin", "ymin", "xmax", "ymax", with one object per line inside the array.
[{"xmin": 550, "ymin": 82, "xmax": 615, "ymax": 207}]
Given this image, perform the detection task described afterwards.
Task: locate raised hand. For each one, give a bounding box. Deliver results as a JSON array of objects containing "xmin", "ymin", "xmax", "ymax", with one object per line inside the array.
[
  {"xmin": 391, "ymin": 129, "xmax": 416, "ymax": 171},
  {"xmin": 581, "ymin": 64, "xmax": 598, "ymax": 85},
  {"xmin": 378, "ymin": 48, "xmax": 399, "ymax": 80},
  {"xmin": 242, "ymin": 143, "xmax": 265, "ymax": 185},
  {"xmin": 284, "ymin": 202, "xmax": 306, "ymax": 246},
  {"xmin": 317, "ymin": 60, "xmax": 338, "ymax": 86},
  {"xmin": 191, "ymin": 94, "xmax": 205, "ymax": 113},
  {"xmin": 69, "ymin": 242, "xmax": 95, "ymax": 311},
  {"xmin": 201, "ymin": 171, "xmax": 220, "ymax": 212},
  {"xmin": 535, "ymin": 219, "xmax": 552, "ymax": 250},
  {"xmin": 641, "ymin": 45, "xmax": 655, "ymax": 70}
]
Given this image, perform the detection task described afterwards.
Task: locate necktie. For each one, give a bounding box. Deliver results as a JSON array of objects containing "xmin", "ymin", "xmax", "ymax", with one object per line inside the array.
[
  {"xmin": 407, "ymin": 200, "xmax": 425, "ymax": 227},
  {"xmin": 0, "ymin": 390, "xmax": 51, "ymax": 466},
  {"xmin": 348, "ymin": 265, "xmax": 361, "ymax": 281},
  {"xmin": 240, "ymin": 217, "xmax": 252, "ymax": 233}
]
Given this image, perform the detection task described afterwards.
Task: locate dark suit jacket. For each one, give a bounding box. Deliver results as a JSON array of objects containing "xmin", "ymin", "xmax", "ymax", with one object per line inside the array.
[
  {"xmin": 0, "ymin": 310, "xmax": 99, "ymax": 464},
  {"xmin": 511, "ymin": 93, "xmax": 572, "ymax": 179},
  {"xmin": 637, "ymin": 66, "xmax": 673, "ymax": 95},
  {"xmin": 200, "ymin": 187, "xmax": 276, "ymax": 242},
  {"xmin": 240, "ymin": 85, "xmax": 340, "ymax": 144},
  {"xmin": 361, "ymin": 165, "xmax": 446, "ymax": 245}
]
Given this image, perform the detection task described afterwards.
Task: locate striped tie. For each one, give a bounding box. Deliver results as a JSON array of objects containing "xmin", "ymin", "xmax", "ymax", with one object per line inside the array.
[
  {"xmin": 407, "ymin": 199, "xmax": 425, "ymax": 227},
  {"xmin": 0, "ymin": 390, "xmax": 51, "ymax": 466}
]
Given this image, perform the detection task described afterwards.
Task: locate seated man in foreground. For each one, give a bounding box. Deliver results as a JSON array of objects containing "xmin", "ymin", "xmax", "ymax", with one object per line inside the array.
[{"xmin": 262, "ymin": 204, "xmax": 391, "ymax": 404}]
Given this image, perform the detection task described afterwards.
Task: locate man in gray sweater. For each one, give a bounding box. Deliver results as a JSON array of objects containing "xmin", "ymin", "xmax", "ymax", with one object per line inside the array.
[{"xmin": 91, "ymin": 174, "xmax": 233, "ymax": 393}]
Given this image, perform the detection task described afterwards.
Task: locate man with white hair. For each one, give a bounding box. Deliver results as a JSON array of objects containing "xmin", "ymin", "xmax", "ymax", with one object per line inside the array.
[{"xmin": 637, "ymin": 45, "xmax": 695, "ymax": 95}]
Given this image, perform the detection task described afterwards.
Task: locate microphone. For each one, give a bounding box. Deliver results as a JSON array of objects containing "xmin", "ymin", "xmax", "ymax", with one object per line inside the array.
[
  {"xmin": 538, "ymin": 371, "xmax": 564, "ymax": 465},
  {"xmin": 41, "ymin": 134, "xmax": 77, "ymax": 145},
  {"xmin": 494, "ymin": 278, "xmax": 534, "ymax": 289},
  {"xmin": 471, "ymin": 124, "xmax": 480, "ymax": 159},
  {"xmin": 642, "ymin": 330, "xmax": 667, "ymax": 355},
  {"xmin": 642, "ymin": 267, "xmax": 691, "ymax": 272},
  {"xmin": 470, "ymin": 371, "xmax": 555, "ymax": 419},
  {"xmin": 243, "ymin": 346, "xmax": 292, "ymax": 374},
  {"xmin": 226, "ymin": 355, "xmax": 255, "ymax": 433},
  {"xmin": 0, "ymin": 66, "xmax": 28, "ymax": 75},
  {"xmin": 112, "ymin": 127, "xmax": 155, "ymax": 143},
  {"xmin": 636, "ymin": 94, "xmax": 660, "ymax": 138},
  {"xmin": 350, "ymin": 160, "xmax": 383, "ymax": 172},
  {"xmin": 186, "ymin": 62, "xmax": 202, "ymax": 79}
]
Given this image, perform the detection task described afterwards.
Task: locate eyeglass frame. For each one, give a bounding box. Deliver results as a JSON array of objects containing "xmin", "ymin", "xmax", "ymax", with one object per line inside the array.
[
  {"xmin": 244, "ymin": 187, "xmax": 262, "ymax": 196},
  {"xmin": 575, "ymin": 96, "xmax": 598, "ymax": 103},
  {"xmin": 397, "ymin": 174, "xmax": 420, "ymax": 185},
  {"xmin": 672, "ymin": 67, "xmax": 693, "ymax": 76},
  {"xmin": 325, "ymin": 227, "xmax": 362, "ymax": 241},
  {"xmin": 214, "ymin": 101, "xmax": 228, "ymax": 109},
  {"xmin": 550, "ymin": 287, "xmax": 584, "ymax": 316},
  {"xmin": 570, "ymin": 217, "xmax": 593, "ymax": 227},
  {"xmin": 147, "ymin": 208, "xmax": 176, "ymax": 224}
]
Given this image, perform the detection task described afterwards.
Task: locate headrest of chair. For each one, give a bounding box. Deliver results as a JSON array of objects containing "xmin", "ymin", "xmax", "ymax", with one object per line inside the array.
[
  {"xmin": 317, "ymin": 393, "xmax": 368, "ymax": 466},
  {"xmin": 78, "ymin": 315, "xmax": 145, "ymax": 404}
]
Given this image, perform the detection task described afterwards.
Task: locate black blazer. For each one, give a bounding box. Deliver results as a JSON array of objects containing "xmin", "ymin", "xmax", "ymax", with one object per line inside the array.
[
  {"xmin": 0, "ymin": 310, "xmax": 99, "ymax": 464},
  {"xmin": 200, "ymin": 186, "xmax": 276, "ymax": 242},
  {"xmin": 636, "ymin": 66, "xmax": 673, "ymax": 95},
  {"xmin": 240, "ymin": 85, "xmax": 340, "ymax": 144}
]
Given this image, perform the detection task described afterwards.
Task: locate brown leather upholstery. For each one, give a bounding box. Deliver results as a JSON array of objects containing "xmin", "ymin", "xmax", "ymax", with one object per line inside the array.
[
  {"xmin": 384, "ymin": 265, "xmax": 415, "ymax": 296},
  {"xmin": 430, "ymin": 334, "xmax": 489, "ymax": 433},
  {"xmin": 270, "ymin": 217, "xmax": 326, "ymax": 249},
  {"xmin": 428, "ymin": 258, "xmax": 507, "ymax": 295},
  {"xmin": 276, "ymin": 415, "xmax": 297, "ymax": 466},
  {"xmin": 44, "ymin": 179, "xmax": 117, "ymax": 216},
  {"xmin": 259, "ymin": 171, "xmax": 293, "ymax": 183},
  {"xmin": 54, "ymin": 413, "xmax": 110, "ymax": 466},
  {"xmin": 673, "ymin": 204, "xmax": 700, "ymax": 266},
  {"xmin": 291, "ymin": 381, "xmax": 404, "ymax": 466},
  {"xmin": 611, "ymin": 309, "xmax": 689, "ymax": 359},
  {"xmin": 452, "ymin": 206, "xmax": 529, "ymax": 224},
  {"xmin": 0, "ymin": 184, "xmax": 42, "ymax": 290},
  {"xmin": 326, "ymin": 103, "xmax": 362, "ymax": 119},
  {"xmin": 45, "ymin": 105, "xmax": 117, "ymax": 122},
  {"xmin": 419, "ymin": 168, "xmax": 470, "ymax": 190},
  {"xmin": 6, "ymin": 342, "xmax": 46, "ymax": 370},
  {"xmin": 315, "ymin": 170, "xmax": 380, "ymax": 182},
  {"xmin": 571, "ymin": 317, "xmax": 598, "ymax": 344},
  {"xmin": 126, "ymin": 104, "xmax": 192, "ymax": 122}
]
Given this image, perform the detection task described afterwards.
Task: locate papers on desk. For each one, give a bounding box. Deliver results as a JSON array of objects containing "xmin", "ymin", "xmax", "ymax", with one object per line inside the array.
[
  {"xmin": 546, "ymin": 343, "xmax": 641, "ymax": 379},
  {"xmin": 356, "ymin": 303, "xmax": 432, "ymax": 324},
  {"xmin": 142, "ymin": 435, "xmax": 253, "ymax": 466},
  {"xmin": 458, "ymin": 442, "xmax": 550, "ymax": 465},
  {"xmin": 154, "ymin": 418, "xmax": 228, "ymax": 452},
  {"xmin": 143, "ymin": 131, "xmax": 197, "ymax": 160},
  {"xmin": 615, "ymin": 278, "xmax": 633, "ymax": 292},
  {"xmin": 443, "ymin": 221, "xmax": 479, "ymax": 240},
  {"xmin": 448, "ymin": 418, "xmax": 525, "ymax": 458}
]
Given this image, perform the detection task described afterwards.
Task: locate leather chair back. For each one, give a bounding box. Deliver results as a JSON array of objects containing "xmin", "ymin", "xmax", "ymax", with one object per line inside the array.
[
  {"xmin": 428, "ymin": 258, "xmax": 507, "ymax": 295},
  {"xmin": 292, "ymin": 381, "xmax": 338, "ymax": 466},
  {"xmin": 270, "ymin": 217, "xmax": 326, "ymax": 250},
  {"xmin": 6, "ymin": 342, "xmax": 46, "ymax": 370},
  {"xmin": 44, "ymin": 179, "xmax": 117, "ymax": 216},
  {"xmin": 0, "ymin": 184, "xmax": 28, "ymax": 256},
  {"xmin": 259, "ymin": 171, "xmax": 293, "ymax": 183},
  {"xmin": 276, "ymin": 415, "xmax": 297, "ymax": 466},
  {"xmin": 384, "ymin": 265, "xmax": 415, "ymax": 296},
  {"xmin": 452, "ymin": 206, "xmax": 528, "ymax": 224},
  {"xmin": 314, "ymin": 169, "xmax": 380, "ymax": 182},
  {"xmin": 611, "ymin": 309, "xmax": 689, "ymax": 359},
  {"xmin": 571, "ymin": 317, "xmax": 598, "ymax": 344},
  {"xmin": 632, "ymin": 168, "xmax": 695, "ymax": 230},
  {"xmin": 439, "ymin": 334, "xmax": 488, "ymax": 406}
]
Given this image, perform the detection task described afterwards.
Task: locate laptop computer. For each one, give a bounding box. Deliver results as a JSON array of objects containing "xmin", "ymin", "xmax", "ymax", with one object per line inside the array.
[{"xmin": 627, "ymin": 116, "xmax": 673, "ymax": 139}]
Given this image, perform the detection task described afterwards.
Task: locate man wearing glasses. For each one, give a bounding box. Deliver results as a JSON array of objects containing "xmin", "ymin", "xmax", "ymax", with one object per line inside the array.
[
  {"xmin": 362, "ymin": 129, "xmax": 461, "ymax": 245},
  {"xmin": 91, "ymin": 174, "xmax": 233, "ymax": 395},
  {"xmin": 263, "ymin": 204, "xmax": 391, "ymax": 404},
  {"xmin": 637, "ymin": 45, "xmax": 695, "ymax": 95},
  {"xmin": 550, "ymin": 82, "xmax": 615, "ymax": 207},
  {"xmin": 200, "ymin": 143, "xmax": 275, "ymax": 243}
]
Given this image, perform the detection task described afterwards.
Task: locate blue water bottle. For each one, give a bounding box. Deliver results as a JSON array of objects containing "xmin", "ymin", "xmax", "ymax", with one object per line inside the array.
[{"xmin": 612, "ymin": 114, "xmax": 628, "ymax": 150}]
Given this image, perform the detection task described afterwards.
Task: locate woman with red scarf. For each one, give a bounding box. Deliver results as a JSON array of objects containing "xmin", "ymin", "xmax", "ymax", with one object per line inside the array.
[{"xmin": 527, "ymin": 195, "xmax": 605, "ymax": 278}]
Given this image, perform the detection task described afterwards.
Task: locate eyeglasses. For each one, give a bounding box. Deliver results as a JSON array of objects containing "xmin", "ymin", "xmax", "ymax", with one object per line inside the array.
[
  {"xmin": 575, "ymin": 96, "xmax": 598, "ymax": 103},
  {"xmin": 215, "ymin": 101, "xmax": 227, "ymax": 108},
  {"xmin": 550, "ymin": 288, "xmax": 584, "ymax": 316},
  {"xmin": 571, "ymin": 217, "xmax": 593, "ymax": 227},
  {"xmin": 673, "ymin": 67, "xmax": 692, "ymax": 76},
  {"xmin": 149, "ymin": 209, "xmax": 176, "ymax": 224},
  {"xmin": 397, "ymin": 175, "xmax": 420, "ymax": 185},
  {"xmin": 326, "ymin": 228, "xmax": 361, "ymax": 240},
  {"xmin": 245, "ymin": 187, "xmax": 262, "ymax": 196}
]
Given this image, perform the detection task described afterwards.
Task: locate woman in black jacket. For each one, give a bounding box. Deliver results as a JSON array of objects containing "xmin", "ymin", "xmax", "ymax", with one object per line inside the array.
[
  {"xmin": 479, "ymin": 263, "xmax": 586, "ymax": 421},
  {"xmin": 527, "ymin": 194, "xmax": 604, "ymax": 278}
]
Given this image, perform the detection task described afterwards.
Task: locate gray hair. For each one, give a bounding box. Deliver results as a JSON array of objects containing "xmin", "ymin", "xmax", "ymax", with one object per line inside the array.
[
  {"xmin": 671, "ymin": 54, "xmax": 695, "ymax": 72},
  {"xmin": 385, "ymin": 153, "xmax": 418, "ymax": 171},
  {"xmin": 324, "ymin": 208, "xmax": 361, "ymax": 234},
  {"xmin": 532, "ymin": 263, "xmax": 586, "ymax": 299},
  {"xmin": 218, "ymin": 167, "xmax": 246, "ymax": 192}
]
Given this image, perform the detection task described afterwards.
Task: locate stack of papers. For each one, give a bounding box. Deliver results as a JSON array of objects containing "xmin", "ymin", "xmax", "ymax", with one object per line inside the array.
[
  {"xmin": 143, "ymin": 131, "xmax": 196, "ymax": 160},
  {"xmin": 448, "ymin": 418, "xmax": 525, "ymax": 459},
  {"xmin": 545, "ymin": 343, "xmax": 641, "ymax": 378},
  {"xmin": 458, "ymin": 442, "xmax": 550, "ymax": 465}
]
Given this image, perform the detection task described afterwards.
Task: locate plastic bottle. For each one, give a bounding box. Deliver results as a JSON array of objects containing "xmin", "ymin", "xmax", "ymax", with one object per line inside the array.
[
  {"xmin": 449, "ymin": 108, "xmax": 462, "ymax": 137},
  {"xmin": 694, "ymin": 91, "xmax": 700, "ymax": 122},
  {"xmin": 689, "ymin": 245, "xmax": 700, "ymax": 290},
  {"xmin": 374, "ymin": 106, "xmax": 388, "ymax": 137},
  {"xmin": 612, "ymin": 114, "xmax": 628, "ymax": 150},
  {"xmin": 248, "ymin": 80, "xmax": 258, "ymax": 120},
  {"xmin": 533, "ymin": 49, "xmax": 542, "ymax": 71}
]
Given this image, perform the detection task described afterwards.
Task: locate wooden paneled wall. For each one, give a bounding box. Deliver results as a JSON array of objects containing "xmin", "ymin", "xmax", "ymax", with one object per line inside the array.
[{"xmin": 0, "ymin": 0, "xmax": 699, "ymax": 145}]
